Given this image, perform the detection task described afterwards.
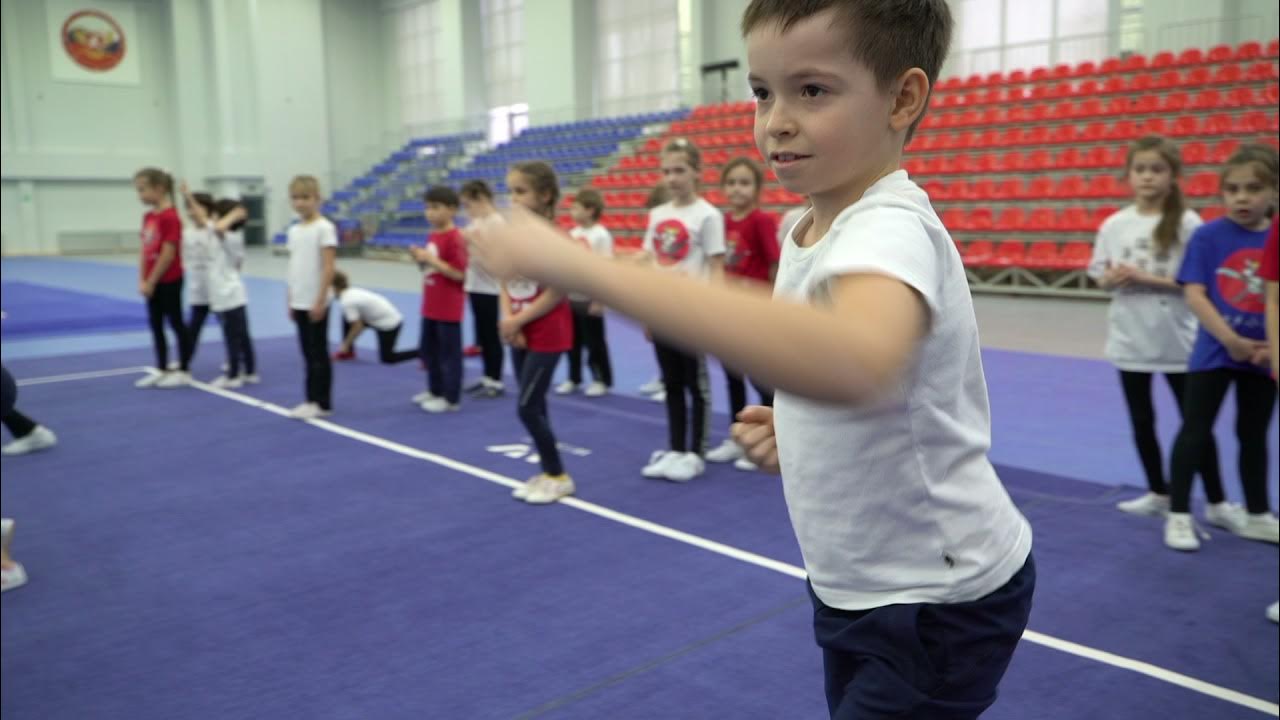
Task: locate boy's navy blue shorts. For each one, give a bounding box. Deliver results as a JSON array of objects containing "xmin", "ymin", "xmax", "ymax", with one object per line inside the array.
[{"xmin": 809, "ymin": 553, "xmax": 1035, "ymax": 720}]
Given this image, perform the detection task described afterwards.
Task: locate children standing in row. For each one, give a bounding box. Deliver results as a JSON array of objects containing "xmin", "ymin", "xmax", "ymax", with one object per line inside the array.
[
  {"xmin": 558, "ymin": 188, "xmax": 615, "ymax": 397},
  {"xmin": 1165, "ymin": 144, "xmax": 1279, "ymax": 551},
  {"xmin": 640, "ymin": 139, "xmax": 725, "ymax": 483},
  {"xmin": 134, "ymin": 167, "xmax": 194, "ymax": 389},
  {"xmin": 285, "ymin": 175, "xmax": 337, "ymax": 419},
  {"xmin": 502, "ymin": 162, "xmax": 575, "ymax": 504},
  {"xmin": 1087, "ymin": 136, "xmax": 1226, "ymax": 519},
  {"xmin": 332, "ymin": 271, "xmax": 419, "ymax": 364},
  {"xmin": 410, "ymin": 186, "xmax": 468, "ymax": 413},
  {"xmin": 459, "ymin": 181, "xmax": 507, "ymax": 398},
  {"xmin": 705, "ymin": 157, "xmax": 779, "ymax": 471}
]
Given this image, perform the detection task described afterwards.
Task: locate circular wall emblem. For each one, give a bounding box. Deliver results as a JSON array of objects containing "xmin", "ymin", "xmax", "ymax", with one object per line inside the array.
[{"xmin": 62, "ymin": 10, "xmax": 126, "ymax": 72}]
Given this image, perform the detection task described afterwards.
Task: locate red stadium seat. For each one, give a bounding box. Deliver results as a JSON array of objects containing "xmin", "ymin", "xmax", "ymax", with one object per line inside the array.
[
  {"xmin": 991, "ymin": 241, "xmax": 1026, "ymax": 267},
  {"xmin": 1161, "ymin": 92, "xmax": 1189, "ymax": 112},
  {"xmin": 1059, "ymin": 242, "xmax": 1093, "ymax": 270},
  {"xmin": 1055, "ymin": 147, "xmax": 1082, "ymax": 169},
  {"xmin": 1200, "ymin": 206, "xmax": 1226, "ymax": 221},
  {"xmin": 1269, "ymin": 39, "xmax": 1280, "ymax": 57},
  {"xmin": 1206, "ymin": 45, "xmax": 1232, "ymax": 62},
  {"xmin": 1139, "ymin": 117, "xmax": 1169, "ymax": 135},
  {"xmin": 1001, "ymin": 151, "xmax": 1026, "ymax": 171},
  {"xmin": 995, "ymin": 207, "xmax": 1027, "ymax": 231},
  {"xmin": 1027, "ymin": 176, "xmax": 1055, "ymax": 199},
  {"xmin": 1091, "ymin": 205, "xmax": 1120, "ymax": 227},
  {"xmin": 1088, "ymin": 175, "xmax": 1128, "ymax": 199},
  {"xmin": 1152, "ymin": 51, "xmax": 1176, "ymax": 69},
  {"xmin": 1026, "ymin": 208, "xmax": 1056, "ymax": 230},
  {"xmin": 1120, "ymin": 54, "xmax": 1147, "ymax": 72},
  {"xmin": 1131, "ymin": 95, "xmax": 1160, "ymax": 114},
  {"xmin": 996, "ymin": 177, "xmax": 1026, "ymax": 199},
  {"xmin": 1049, "ymin": 124, "xmax": 1079, "ymax": 144},
  {"xmin": 1059, "ymin": 206, "xmax": 1092, "ymax": 231},
  {"xmin": 1182, "ymin": 141, "xmax": 1208, "ymax": 164},
  {"xmin": 1181, "ymin": 66, "xmax": 1211, "ymax": 87},
  {"xmin": 1246, "ymin": 62, "xmax": 1278, "ymax": 81},
  {"xmin": 1055, "ymin": 175, "xmax": 1086, "ymax": 198},
  {"xmin": 1026, "ymin": 241, "xmax": 1061, "ymax": 269},
  {"xmin": 1099, "ymin": 58, "xmax": 1122, "ymax": 74},
  {"xmin": 1072, "ymin": 60, "xmax": 1097, "ymax": 78},
  {"xmin": 1185, "ymin": 171, "xmax": 1218, "ymax": 197},
  {"xmin": 1176, "ymin": 48, "xmax": 1204, "ymax": 66},
  {"xmin": 1153, "ymin": 70, "xmax": 1181, "ymax": 89},
  {"xmin": 1211, "ymin": 63, "xmax": 1243, "ymax": 84},
  {"xmin": 1078, "ymin": 79, "xmax": 1101, "ymax": 97},
  {"xmin": 962, "ymin": 240, "xmax": 994, "ymax": 266}
]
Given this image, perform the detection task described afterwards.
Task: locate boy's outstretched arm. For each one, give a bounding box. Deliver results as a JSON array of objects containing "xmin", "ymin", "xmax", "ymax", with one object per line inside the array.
[{"xmin": 475, "ymin": 209, "xmax": 927, "ymax": 405}]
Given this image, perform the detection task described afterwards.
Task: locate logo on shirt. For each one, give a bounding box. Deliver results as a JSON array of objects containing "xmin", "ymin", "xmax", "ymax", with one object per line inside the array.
[
  {"xmin": 506, "ymin": 277, "xmax": 538, "ymax": 302},
  {"xmin": 725, "ymin": 228, "xmax": 751, "ymax": 272},
  {"xmin": 1214, "ymin": 248, "xmax": 1264, "ymax": 313},
  {"xmin": 653, "ymin": 219, "xmax": 691, "ymax": 266}
]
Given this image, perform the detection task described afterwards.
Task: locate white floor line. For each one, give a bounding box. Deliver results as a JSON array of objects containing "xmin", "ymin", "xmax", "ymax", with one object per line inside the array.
[
  {"xmin": 20, "ymin": 367, "xmax": 1280, "ymax": 716},
  {"xmin": 14, "ymin": 366, "xmax": 151, "ymax": 386}
]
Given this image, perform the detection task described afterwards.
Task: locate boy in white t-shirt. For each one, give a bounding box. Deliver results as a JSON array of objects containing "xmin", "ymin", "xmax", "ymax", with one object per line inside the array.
[
  {"xmin": 331, "ymin": 270, "xmax": 418, "ymax": 365},
  {"xmin": 285, "ymin": 175, "xmax": 337, "ymax": 420},
  {"xmin": 473, "ymin": 1, "xmax": 1033, "ymax": 717},
  {"xmin": 556, "ymin": 188, "xmax": 615, "ymax": 398}
]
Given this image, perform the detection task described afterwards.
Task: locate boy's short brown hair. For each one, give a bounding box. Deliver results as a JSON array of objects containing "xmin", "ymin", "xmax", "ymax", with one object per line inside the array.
[
  {"xmin": 459, "ymin": 180, "xmax": 494, "ymax": 201},
  {"xmin": 424, "ymin": 185, "xmax": 460, "ymax": 208},
  {"xmin": 741, "ymin": 0, "xmax": 953, "ymax": 140},
  {"xmin": 289, "ymin": 175, "xmax": 321, "ymax": 197},
  {"xmin": 573, "ymin": 188, "xmax": 605, "ymax": 221}
]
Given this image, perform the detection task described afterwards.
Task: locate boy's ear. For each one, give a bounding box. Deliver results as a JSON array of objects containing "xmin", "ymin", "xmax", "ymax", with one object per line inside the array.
[{"xmin": 889, "ymin": 67, "xmax": 930, "ymax": 135}]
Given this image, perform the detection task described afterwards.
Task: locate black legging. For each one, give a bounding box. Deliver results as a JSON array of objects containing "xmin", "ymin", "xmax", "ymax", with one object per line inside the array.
[
  {"xmin": 218, "ymin": 306, "xmax": 256, "ymax": 377},
  {"xmin": 655, "ymin": 339, "xmax": 711, "ymax": 454},
  {"xmin": 470, "ymin": 292, "xmax": 504, "ymax": 383},
  {"xmin": 147, "ymin": 279, "xmax": 193, "ymax": 371},
  {"xmin": 1118, "ymin": 370, "xmax": 1222, "ymax": 497},
  {"xmin": 513, "ymin": 349, "xmax": 563, "ymax": 476},
  {"xmin": 189, "ymin": 304, "xmax": 211, "ymax": 347},
  {"xmin": 340, "ymin": 319, "xmax": 418, "ymax": 364},
  {"xmin": 292, "ymin": 307, "xmax": 332, "ymax": 410},
  {"xmin": 725, "ymin": 367, "xmax": 773, "ymax": 427},
  {"xmin": 567, "ymin": 300, "xmax": 613, "ymax": 386},
  {"xmin": 1, "ymin": 365, "xmax": 37, "ymax": 440},
  {"xmin": 1169, "ymin": 369, "xmax": 1277, "ymax": 514}
]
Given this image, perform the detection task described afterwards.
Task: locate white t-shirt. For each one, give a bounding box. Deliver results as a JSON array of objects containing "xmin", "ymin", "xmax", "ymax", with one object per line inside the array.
[
  {"xmin": 772, "ymin": 170, "xmax": 1032, "ymax": 611},
  {"xmin": 568, "ymin": 223, "xmax": 614, "ymax": 302},
  {"xmin": 287, "ymin": 218, "xmax": 338, "ymax": 310},
  {"xmin": 642, "ymin": 198, "xmax": 726, "ymax": 278},
  {"xmin": 339, "ymin": 287, "xmax": 403, "ymax": 331},
  {"xmin": 207, "ymin": 227, "xmax": 247, "ymax": 312},
  {"xmin": 182, "ymin": 228, "xmax": 212, "ymax": 305},
  {"xmin": 1087, "ymin": 206, "xmax": 1202, "ymax": 372},
  {"xmin": 778, "ymin": 206, "xmax": 808, "ymax": 247},
  {"xmin": 464, "ymin": 213, "xmax": 504, "ymax": 295}
]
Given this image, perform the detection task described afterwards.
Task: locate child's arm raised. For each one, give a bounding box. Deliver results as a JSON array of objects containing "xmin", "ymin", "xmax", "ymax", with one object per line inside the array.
[{"xmin": 476, "ymin": 210, "xmax": 927, "ymax": 405}]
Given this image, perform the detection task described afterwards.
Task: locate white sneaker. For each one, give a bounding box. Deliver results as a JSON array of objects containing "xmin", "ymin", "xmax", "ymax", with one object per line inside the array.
[
  {"xmin": 167, "ymin": 361, "xmax": 180, "ymax": 371},
  {"xmin": 1116, "ymin": 492, "xmax": 1171, "ymax": 517},
  {"xmin": 584, "ymin": 381, "xmax": 609, "ymax": 397},
  {"xmin": 642, "ymin": 450, "xmax": 679, "ymax": 478},
  {"xmin": 1, "ymin": 563, "xmax": 27, "ymax": 593},
  {"xmin": 420, "ymin": 397, "xmax": 459, "ymax": 413},
  {"xmin": 288, "ymin": 403, "xmax": 330, "ymax": 420},
  {"xmin": 1, "ymin": 518, "xmax": 11, "ymax": 539},
  {"xmin": 241, "ymin": 374, "xmax": 261, "ymax": 385},
  {"xmin": 1235, "ymin": 513, "xmax": 1280, "ymax": 544},
  {"xmin": 525, "ymin": 475, "xmax": 576, "ymax": 504},
  {"xmin": 512, "ymin": 474, "xmax": 545, "ymax": 500},
  {"xmin": 664, "ymin": 452, "xmax": 705, "ymax": 483},
  {"xmin": 1164, "ymin": 513, "xmax": 1201, "ymax": 552},
  {"xmin": 220, "ymin": 362, "xmax": 230, "ymax": 372},
  {"xmin": 1204, "ymin": 502, "xmax": 1248, "ymax": 534},
  {"xmin": 734, "ymin": 457, "xmax": 758, "ymax": 472},
  {"xmin": 412, "ymin": 391, "xmax": 437, "ymax": 404},
  {"xmin": 1, "ymin": 426, "xmax": 58, "ymax": 456},
  {"xmin": 555, "ymin": 381, "xmax": 578, "ymax": 395},
  {"xmin": 156, "ymin": 371, "xmax": 191, "ymax": 388},
  {"xmin": 135, "ymin": 371, "xmax": 164, "ymax": 388},
  {"xmin": 1267, "ymin": 602, "xmax": 1279, "ymax": 624},
  {"xmin": 705, "ymin": 439, "xmax": 744, "ymax": 463},
  {"xmin": 649, "ymin": 390, "xmax": 666, "ymax": 403},
  {"xmin": 209, "ymin": 375, "xmax": 243, "ymax": 389},
  {"xmin": 638, "ymin": 378, "xmax": 663, "ymax": 395}
]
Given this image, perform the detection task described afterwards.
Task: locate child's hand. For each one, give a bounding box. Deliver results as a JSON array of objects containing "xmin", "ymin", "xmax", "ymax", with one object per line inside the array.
[
  {"xmin": 309, "ymin": 300, "xmax": 326, "ymax": 323},
  {"xmin": 1227, "ymin": 335, "xmax": 1266, "ymax": 362},
  {"xmin": 471, "ymin": 207, "xmax": 587, "ymax": 285},
  {"xmin": 1249, "ymin": 347, "xmax": 1271, "ymax": 367},
  {"xmin": 1102, "ymin": 265, "xmax": 1134, "ymax": 288},
  {"xmin": 588, "ymin": 301, "xmax": 605, "ymax": 317},
  {"xmin": 499, "ymin": 316, "xmax": 523, "ymax": 340},
  {"xmin": 139, "ymin": 280, "xmax": 154, "ymax": 298},
  {"xmin": 511, "ymin": 332, "xmax": 527, "ymax": 350},
  {"xmin": 179, "ymin": 180, "xmax": 189, "ymax": 196},
  {"xmin": 731, "ymin": 405, "xmax": 780, "ymax": 474}
]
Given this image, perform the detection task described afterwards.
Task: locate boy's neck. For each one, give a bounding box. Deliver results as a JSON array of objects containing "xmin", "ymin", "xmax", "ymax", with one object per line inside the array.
[
  {"xmin": 577, "ymin": 218, "xmax": 597, "ymax": 229},
  {"xmin": 802, "ymin": 157, "xmax": 900, "ymax": 247},
  {"xmin": 729, "ymin": 204, "xmax": 756, "ymax": 220},
  {"xmin": 432, "ymin": 221, "xmax": 455, "ymax": 232},
  {"xmin": 299, "ymin": 212, "xmax": 320, "ymax": 223}
]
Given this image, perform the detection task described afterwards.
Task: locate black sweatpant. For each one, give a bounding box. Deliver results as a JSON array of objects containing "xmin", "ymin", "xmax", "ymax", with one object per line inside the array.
[
  {"xmin": 218, "ymin": 305, "xmax": 256, "ymax": 377},
  {"xmin": 1118, "ymin": 370, "xmax": 1222, "ymax": 497},
  {"xmin": 725, "ymin": 367, "xmax": 773, "ymax": 427},
  {"xmin": 1169, "ymin": 369, "xmax": 1277, "ymax": 514},
  {"xmin": 655, "ymin": 339, "xmax": 711, "ymax": 454},
  {"xmin": 1, "ymin": 366, "xmax": 36, "ymax": 439},
  {"xmin": 341, "ymin": 319, "xmax": 419, "ymax": 364},
  {"xmin": 146, "ymin": 279, "xmax": 193, "ymax": 372},
  {"xmin": 513, "ymin": 349, "xmax": 564, "ymax": 476},
  {"xmin": 566, "ymin": 300, "xmax": 613, "ymax": 386},
  {"xmin": 421, "ymin": 318, "xmax": 463, "ymax": 404},
  {"xmin": 292, "ymin": 308, "xmax": 332, "ymax": 410},
  {"xmin": 470, "ymin": 292, "xmax": 504, "ymax": 383}
]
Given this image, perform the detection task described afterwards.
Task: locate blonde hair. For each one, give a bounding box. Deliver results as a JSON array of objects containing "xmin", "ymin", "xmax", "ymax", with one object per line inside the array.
[
  {"xmin": 289, "ymin": 175, "xmax": 321, "ymax": 197},
  {"xmin": 134, "ymin": 167, "xmax": 174, "ymax": 197}
]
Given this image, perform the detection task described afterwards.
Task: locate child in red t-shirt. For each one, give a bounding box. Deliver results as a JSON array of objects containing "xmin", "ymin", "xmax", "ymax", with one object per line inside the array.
[
  {"xmin": 410, "ymin": 186, "xmax": 468, "ymax": 413},
  {"xmin": 500, "ymin": 162, "xmax": 575, "ymax": 504},
  {"xmin": 133, "ymin": 167, "xmax": 194, "ymax": 389},
  {"xmin": 706, "ymin": 157, "xmax": 780, "ymax": 471}
]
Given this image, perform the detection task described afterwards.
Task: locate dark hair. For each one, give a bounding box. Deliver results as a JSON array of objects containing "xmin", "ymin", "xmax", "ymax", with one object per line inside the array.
[
  {"xmin": 188, "ymin": 191, "xmax": 216, "ymax": 216},
  {"xmin": 645, "ymin": 183, "xmax": 672, "ymax": 209},
  {"xmin": 741, "ymin": 0, "xmax": 953, "ymax": 140},
  {"xmin": 721, "ymin": 157, "xmax": 765, "ymax": 198},
  {"xmin": 510, "ymin": 161, "xmax": 560, "ymax": 219},
  {"xmin": 424, "ymin": 185, "xmax": 460, "ymax": 208},
  {"xmin": 214, "ymin": 198, "xmax": 247, "ymax": 231},
  {"xmin": 459, "ymin": 180, "xmax": 494, "ymax": 201},
  {"xmin": 1222, "ymin": 144, "xmax": 1280, "ymax": 217},
  {"xmin": 1125, "ymin": 136, "xmax": 1186, "ymax": 259},
  {"xmin": 662, "ymin": 138, "xmax": 702, "ymax": 172},
  {"xmin": 332, "ymin": 270, "xmax": 349, "ymax": 292},
  {"xmin": 134, "ymin": 167, "xmax": 174, "ymax": 196},
  {"xmin": 573, "ymin": 188, "xmax": 605, "ymax": 220}
]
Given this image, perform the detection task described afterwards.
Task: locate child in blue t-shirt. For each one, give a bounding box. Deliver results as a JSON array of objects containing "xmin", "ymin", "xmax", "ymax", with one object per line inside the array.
[{"xmin": 1165, "ymin": 144, "xmax": 1279, "ymax": 551}]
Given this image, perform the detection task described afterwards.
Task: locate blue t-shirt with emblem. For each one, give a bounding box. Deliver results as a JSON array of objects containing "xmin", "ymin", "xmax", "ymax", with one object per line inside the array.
[{"xmin": 1176, "ymin": 218, "xmax": 1269, "ymax": 373}]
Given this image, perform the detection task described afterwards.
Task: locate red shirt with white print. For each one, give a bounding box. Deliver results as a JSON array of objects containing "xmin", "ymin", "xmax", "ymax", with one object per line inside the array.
[
  {"xmin": 506, "ymin": 277, "xmax": 573, "ymax": 353},
  {"xmin": 724, "ymin": 208, "xmax": 780, "ymax": 284},
  {"xmin": 141, "ymin": 207, "xmax": 184, "ymax": 284},
  {"xmin": 421, "ymin": 227, "xmax": 468, "ymax": 321}
]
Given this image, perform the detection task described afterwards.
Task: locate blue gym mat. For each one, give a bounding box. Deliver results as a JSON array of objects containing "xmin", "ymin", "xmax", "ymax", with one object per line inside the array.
[{"xmin": 0, "ymin": 281, "xmax": 145, "ymax": 339}]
